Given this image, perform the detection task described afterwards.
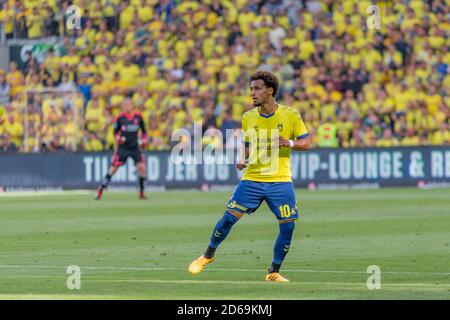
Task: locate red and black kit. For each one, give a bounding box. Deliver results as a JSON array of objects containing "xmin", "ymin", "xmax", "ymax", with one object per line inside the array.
[{"xmin": 111, "ymin": 111, "xmax": 148, "ymax": 167}]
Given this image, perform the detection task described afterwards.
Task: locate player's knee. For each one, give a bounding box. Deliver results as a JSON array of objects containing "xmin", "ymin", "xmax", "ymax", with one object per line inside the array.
[
  {"xmin": 110, "ymin": 166, "xmax": 119, "ymax": 175},
  {"xmin": 223, "ymin": 210, "xmax": 240, "ymax": 226},
  {"xmin": 138, "ymin": 163, "xmax": 146, "ymax": 175}
]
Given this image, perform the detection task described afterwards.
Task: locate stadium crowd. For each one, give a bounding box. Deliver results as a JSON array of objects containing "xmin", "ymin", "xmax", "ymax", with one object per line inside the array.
[{"xmin": 0, "ymin": 0, "xmax": 449, "ymax": 153}]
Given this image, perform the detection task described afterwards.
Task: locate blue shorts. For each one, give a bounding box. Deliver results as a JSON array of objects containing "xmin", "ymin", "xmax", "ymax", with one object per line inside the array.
[{"xmin": 226, "ymin": 180, "xmax": 299, "ymax": 221}]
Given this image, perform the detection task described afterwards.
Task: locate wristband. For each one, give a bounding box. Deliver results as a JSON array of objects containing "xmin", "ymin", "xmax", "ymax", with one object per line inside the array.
[{"xmin": 289, "ymin": 140, "xmax": 294, "ymax": 148}]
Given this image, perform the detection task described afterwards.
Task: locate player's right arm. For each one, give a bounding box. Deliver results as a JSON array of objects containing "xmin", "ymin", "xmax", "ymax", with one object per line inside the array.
[
  {"xmin": 137, "ymin": 113, "xmax": 148, "ymax": 150},
  {"xmin": 236, "ymin": 144, "xmax": 249, "ymax": 170},
  {"xmin": 236, "ymin": 114, "xmax": 250, "ymax": 171},
  {"xmin": 113, "ymin": 115, "xmax": 123, "ymax": 151}
]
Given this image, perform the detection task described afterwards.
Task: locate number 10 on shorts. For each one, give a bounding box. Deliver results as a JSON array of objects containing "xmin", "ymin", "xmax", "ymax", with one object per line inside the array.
[{"xmin": 279, "ymin": 205, "xmax": 293, "ymax": 218}]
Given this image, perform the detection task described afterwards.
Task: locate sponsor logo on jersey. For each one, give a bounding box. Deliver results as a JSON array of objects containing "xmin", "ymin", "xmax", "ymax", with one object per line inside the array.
[{"xmin": 125, "ymin": 124, "xmax": 139, "ymax": 132}]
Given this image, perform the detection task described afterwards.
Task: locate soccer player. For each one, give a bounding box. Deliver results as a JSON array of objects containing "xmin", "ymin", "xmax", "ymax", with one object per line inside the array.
[
  {"xmin": 188, "ymin": 71, "xmax": 312, "ymax": 282},
  {"xmin": 96, "ymin": 98, "xmax": 148, "ymax": 200}
]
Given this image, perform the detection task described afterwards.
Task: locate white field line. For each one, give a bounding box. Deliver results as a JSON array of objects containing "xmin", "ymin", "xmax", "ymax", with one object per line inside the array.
[
  {"xmin": 82, "ymin": 279, "xmax": 450, "ymax": 287},
  {"xmin": 0, "ymin": 187, "xmax": 171, "ymax": 198},
  {"xmin": 0, "ymin": 265, "xmax": 448, "ymax": 276},
  {"xmin": 0, "ymin": 189, "xmax": 168, "ymax": 197},
  {"xmin": 0, "ymin": 276, "xmax": 449, "ymax": 288},
  {"xmin": 0, "ymin": 190, "xmax": 92, "ymax": 197},
  {"xmin": 0, "ymin": 189, "xmax": 204, "ymax": 197}
]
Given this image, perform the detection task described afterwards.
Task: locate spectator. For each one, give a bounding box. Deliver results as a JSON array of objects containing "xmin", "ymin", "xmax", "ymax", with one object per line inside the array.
[
  {"xmin": 431, "ymin": 123, "xmax": 450, "ymax": 146},
  {"xmin": 6, "ymin": 62, "xmax": 24, "ymax": 98},
  {"xmin": 84, "ymin": 133, "xmax": 104, "ymax": 152},
  {"xmin": 0, "ymin": 133, "xmax": 18, "ymax": 153},
  {"xmin": 23, "ymin": 51, "xmax": 38, "ymax": 75},
  {"xmin": 42, "ymin": 132, "xmax": 65, "ymax": 152},
  {"xmin": 43, "ymin": 2, "xmax": 58, "ymax": 36},
  {"xmin": 1, "ymin": 0, "xmax": 448, "ymax": 152},
  {"xmin": 0, "ymin": 71, "xmax": 10, "ymax": 106},
  {"xmin": 26, "ymin": 7, "xmax": 44, "ymax": 39},
  {"xmin": 0, "ymin": 1, "xmax": 15, "ymax": 39},
  {"xmin": 269, "ymin": 20, "xmax": 286, "ymax": 53},
  {"xmin": 317, "ymin": 117, "xmax": 338, "ymax": 148},
  {"xmin": 210, "ymin": 0, "xmax": 224, "ymax": 16},
  {"xmin": 3, "ymin": 114, "xmax": 23, "ymax": 147},
  {"xmin": 265, "ymin": 0, "xmax": 282, "ymax": 16},
  {"xmin": 78, "ymin": 76, "xmax": 92, "ymax": 106},
  {"xmin": 202, "ymin": 100, "xmax": 217, "ymax": 134},
  {"xmin": 220, "ymin": 109, "xmax": 239, "ymax": 143},
  {"xmin": 58, "ymin": 74, "xmax": 77, "ymax": 92},
  {"xmin": 376, "ymin": 128, "xmax": 400, "ymax": 147}
]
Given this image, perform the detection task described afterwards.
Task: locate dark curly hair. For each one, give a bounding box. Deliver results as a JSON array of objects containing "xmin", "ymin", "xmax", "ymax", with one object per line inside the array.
[{"xmin": 249, "ymin": 71, "xmax": 279, "ymax": 97}]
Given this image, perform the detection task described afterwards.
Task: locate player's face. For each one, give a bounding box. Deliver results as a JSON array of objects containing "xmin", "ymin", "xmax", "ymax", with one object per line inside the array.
[
  {"xmin": 250, "ymin": 80, "xmax": 273, "ymax": 107},
  {"xmin": 122, "ymin": 99, "xmax": 133, "ymax": 114}
]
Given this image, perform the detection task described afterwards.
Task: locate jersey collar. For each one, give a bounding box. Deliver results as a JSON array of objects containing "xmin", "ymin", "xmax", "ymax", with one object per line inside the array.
[
  {"xmin": 258, "ymin": 104, "xmax": 278, "ymax": 118},
  {"xmin": 124, "ymin": 112, "xmax": 135, "ymax": 120}
]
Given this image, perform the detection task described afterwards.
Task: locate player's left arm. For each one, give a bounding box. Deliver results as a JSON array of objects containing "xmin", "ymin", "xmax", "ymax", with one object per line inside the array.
[
  {"xmin": 279, "ymin": 135, "xmax": 312, "ymax": 150},
  {"xmin": 138, "ymin": 114, "xmax": 148, "ymax": 149},
  {"xmin": 278, "ymin": 111, "xmax": 312, "ymax": 151}
]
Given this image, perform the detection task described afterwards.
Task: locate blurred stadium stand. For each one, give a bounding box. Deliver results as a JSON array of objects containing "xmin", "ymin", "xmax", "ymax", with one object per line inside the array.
[{"xmin": 0, "ymin": 0, "xmax": 449, "ymax": 153}]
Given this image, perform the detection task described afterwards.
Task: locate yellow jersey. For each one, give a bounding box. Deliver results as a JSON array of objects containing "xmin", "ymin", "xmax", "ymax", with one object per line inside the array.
[{"xmin": 242, "ymin": 104, "xmax": 308, "ymax": 182}]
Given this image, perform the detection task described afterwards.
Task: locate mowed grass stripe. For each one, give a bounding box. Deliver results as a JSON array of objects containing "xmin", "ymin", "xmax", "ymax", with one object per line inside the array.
[
  {"xmin": 0, "ymin": 188, "xmax": 449, "ymax": 299},
  {"xmin": 0, "ymin": 265, "xmax": 449, "ymax": 275}
]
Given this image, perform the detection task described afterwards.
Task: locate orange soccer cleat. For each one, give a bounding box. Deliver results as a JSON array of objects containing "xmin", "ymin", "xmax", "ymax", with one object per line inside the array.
[
  {"xmin": 265, "ymin": 272, "xmax": 290, "ymax": 282},
  {"xmin": 188, "ymin": 255, "xmax": 215, "ymax": 274}
]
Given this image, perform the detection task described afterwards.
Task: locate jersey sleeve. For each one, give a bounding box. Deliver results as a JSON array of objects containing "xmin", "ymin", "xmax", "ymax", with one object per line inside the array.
[
  {"xmin": 292, "ymin": 111, "xmax": 309, "ymax": 140},
  {"xmin": 139, "ymin": 115, "xmax": 147, "ymax": 135},
  {"xmin": 113, "ymin": 115, "xmax": 123, "ymax": 144},
  {"xmin": 113, "ymin": 116, "xmax": 121, "ymax": 134}
]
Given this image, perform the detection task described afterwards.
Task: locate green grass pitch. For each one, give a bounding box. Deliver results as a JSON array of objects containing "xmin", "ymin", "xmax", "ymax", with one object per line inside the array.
[{"xmin": 0, "ymin": 188, "xmax": 449, "ymax": 300}]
